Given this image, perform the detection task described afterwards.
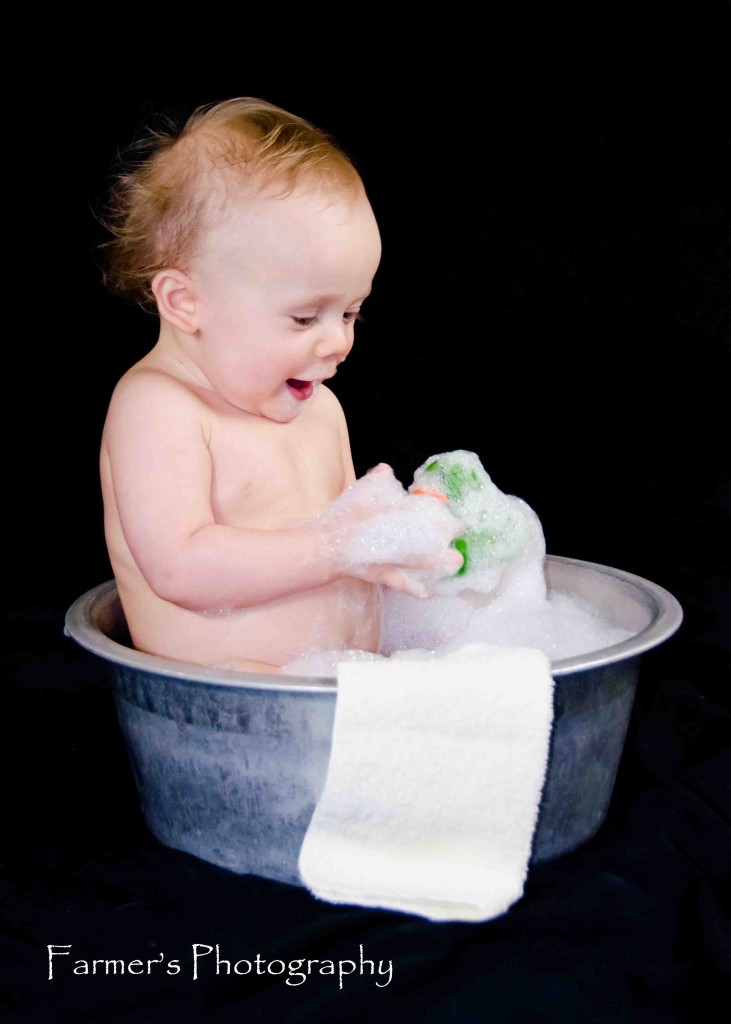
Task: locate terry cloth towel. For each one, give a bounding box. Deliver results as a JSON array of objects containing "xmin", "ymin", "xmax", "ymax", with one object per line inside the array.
[{"xmin": 298, "ymin": 644, "xmax": 554, "ymax": 922}]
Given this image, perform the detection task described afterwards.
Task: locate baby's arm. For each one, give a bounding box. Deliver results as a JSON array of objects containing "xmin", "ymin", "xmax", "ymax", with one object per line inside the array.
[
  {"xmin": 105, "ymin": 373, "xmax": 340, "ymax": 611},
  {"xmin": 105, "ymin": 373, "xmax": 460, "ymax": 611}
]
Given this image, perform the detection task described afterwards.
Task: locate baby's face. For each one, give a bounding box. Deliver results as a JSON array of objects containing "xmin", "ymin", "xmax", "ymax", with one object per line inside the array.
[{"xmin": 186, "ymin": 181, "xmax": 382, "ymax": 422}]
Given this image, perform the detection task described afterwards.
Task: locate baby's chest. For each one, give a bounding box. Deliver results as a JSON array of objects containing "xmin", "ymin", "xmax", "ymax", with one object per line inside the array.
[{"xmin": 207, "ymin": 419, "xmax": 347, "ymax": 527}]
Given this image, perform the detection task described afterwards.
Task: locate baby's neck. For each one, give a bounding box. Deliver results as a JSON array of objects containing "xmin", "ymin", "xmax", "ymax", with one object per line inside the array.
[{"xmin": 150, "ymin": 321, "xmax": 209, "ymax": 389}]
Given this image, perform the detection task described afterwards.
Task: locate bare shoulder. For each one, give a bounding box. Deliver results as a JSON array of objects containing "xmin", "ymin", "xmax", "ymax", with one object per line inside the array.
[
  {"xmin": 103, "ymin": 364, "xmax": 207, "ymax": 444},
  {"xmin": 313, "ymin": 383, "xmax": 351, "ymax": 447},
  {"xmin": 314, "ymin": 382, "xmax": 348, "ymax": 428},
  {"xmin": 107, "ymin": 363, "xmax": 202, "ymax": 415},
  {"xmin": 316, "ymin": 384, "xmax": 355, "ymax": 482}
]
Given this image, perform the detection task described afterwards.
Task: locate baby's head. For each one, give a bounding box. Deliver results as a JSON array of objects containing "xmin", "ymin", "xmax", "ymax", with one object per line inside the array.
[
  {"xmin": 99, "ymin": 98, "xmax": 381, "ymax": 421},
  {"xmin": 100, "ymin": 97, "xmax": 368, "ymax": 312}
]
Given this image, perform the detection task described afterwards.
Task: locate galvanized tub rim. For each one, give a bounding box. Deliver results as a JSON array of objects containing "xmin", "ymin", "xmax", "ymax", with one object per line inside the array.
[{"xmin": 65, "ymin": 554, "xmax": 683, "ymax": 693}]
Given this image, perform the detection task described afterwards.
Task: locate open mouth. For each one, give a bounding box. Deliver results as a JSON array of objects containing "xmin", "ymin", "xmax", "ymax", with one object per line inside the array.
[{"xmin": 286, "ymin": 378, "xmax": 314, "ymax": 401}]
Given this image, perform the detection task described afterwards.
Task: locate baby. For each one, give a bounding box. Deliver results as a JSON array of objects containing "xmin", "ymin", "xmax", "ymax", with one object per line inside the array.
[{"xmin": 98, "ymin": 98, "xmax": 463, "ymax": 673}]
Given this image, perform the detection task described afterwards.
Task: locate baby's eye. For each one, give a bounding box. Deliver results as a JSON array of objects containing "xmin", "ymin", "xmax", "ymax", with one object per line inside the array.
[
  {"xmin": 292, "ymin": 315, "xmax": 317, "ymax": 327},
  {"xmin": 343, "ymin": 310, "xmax": 363, "ymax": 324}
]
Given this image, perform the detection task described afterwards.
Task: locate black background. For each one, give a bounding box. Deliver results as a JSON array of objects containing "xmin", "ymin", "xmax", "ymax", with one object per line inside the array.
[{"xmin": 4, "ymin": 18, "xmax": 730, "ymax": 1024}]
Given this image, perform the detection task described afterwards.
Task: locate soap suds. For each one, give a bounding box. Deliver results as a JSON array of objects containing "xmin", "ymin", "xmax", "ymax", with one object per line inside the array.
[{"xmin": 284, "ymin": 452, "xmax": 634, "ymax": 676}]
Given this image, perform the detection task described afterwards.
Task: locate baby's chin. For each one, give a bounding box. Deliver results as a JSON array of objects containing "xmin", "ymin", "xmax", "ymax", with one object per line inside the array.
[
  {"xmin": 221, "ymin": 383, "xmax": 318, "ymax": 423},
  {"xmin": 252, "ymin": 381, "xmax": 321, "ymax": 424}
]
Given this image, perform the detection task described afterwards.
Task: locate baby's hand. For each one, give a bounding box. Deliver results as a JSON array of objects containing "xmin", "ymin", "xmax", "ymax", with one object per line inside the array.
[
  {"xmin": 364, "ymin": 552, "xmax": 465, "ymax": 599},
  {"xmin": 322, "ymin": 464, "xmax": 464, "ymax": 597}
]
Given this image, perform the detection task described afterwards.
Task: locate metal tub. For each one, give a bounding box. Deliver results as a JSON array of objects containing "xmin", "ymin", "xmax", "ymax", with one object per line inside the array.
[{"xmin": 65, "ymin": 555, "xmax": 682, "ymax": 884}]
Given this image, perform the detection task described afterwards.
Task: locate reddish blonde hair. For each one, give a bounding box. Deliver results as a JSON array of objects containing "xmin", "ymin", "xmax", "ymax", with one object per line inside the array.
[{"xmin": 97, "ymin": 97, "xmax": 362, "ymax": 313}]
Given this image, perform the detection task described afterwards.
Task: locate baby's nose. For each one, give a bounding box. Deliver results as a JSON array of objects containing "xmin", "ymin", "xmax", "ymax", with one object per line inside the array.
[{"xmin": 314, "ymin": 321, "xmax": 352, "ymax": 360}]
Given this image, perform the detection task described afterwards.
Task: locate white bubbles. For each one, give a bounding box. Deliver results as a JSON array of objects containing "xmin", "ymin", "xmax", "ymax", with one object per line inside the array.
[
  {"xmin": 284, "ymin": 451, "xmax": 634, "ymax": 676},
  {"xmin": 320, "ymin": 463, "xmax": 463, "ymax": 581},
  {"xmin": 436, "ymin": 591, "xmax": 632, "ymax": 661},
  {"xmin": 381, "ymin": 450, "xmax": 633, "ymax": 663},
  {"xmin": 284, "ymin": 648, "xmax": 386, "ymax": 676}
]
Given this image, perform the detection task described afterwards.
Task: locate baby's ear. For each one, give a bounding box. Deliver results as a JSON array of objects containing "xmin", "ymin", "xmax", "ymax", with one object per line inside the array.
[{"xmin": 151, "ymin": 269, "xmax": 199, "ymax": 333}]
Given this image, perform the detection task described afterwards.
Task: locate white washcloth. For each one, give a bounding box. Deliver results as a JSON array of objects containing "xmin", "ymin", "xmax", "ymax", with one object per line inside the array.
[{"xmin": 298, "ymin": 644, "xmax": 554, "ymax": 922}]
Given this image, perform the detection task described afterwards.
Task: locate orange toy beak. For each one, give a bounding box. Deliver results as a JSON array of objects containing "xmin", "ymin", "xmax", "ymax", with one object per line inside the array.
[{"xmin": 411, "ymin": 488, "xmax": 449, "ymax": 502}]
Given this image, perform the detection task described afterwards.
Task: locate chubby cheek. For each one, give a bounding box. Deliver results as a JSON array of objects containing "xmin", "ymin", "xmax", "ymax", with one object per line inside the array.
[{"xmin": 226, "ymin": 346, "xmax": 293, "ymax": 399}]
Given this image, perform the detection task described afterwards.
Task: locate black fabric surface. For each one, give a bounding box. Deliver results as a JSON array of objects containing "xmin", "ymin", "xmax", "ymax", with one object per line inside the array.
[
  {"xmin": 4, "ymin": 27, "xmax": 729, "ymax": 1023},
  {"xmin": 3, "ymin": 614, "xmax": 729, "ymax": 1023}
]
